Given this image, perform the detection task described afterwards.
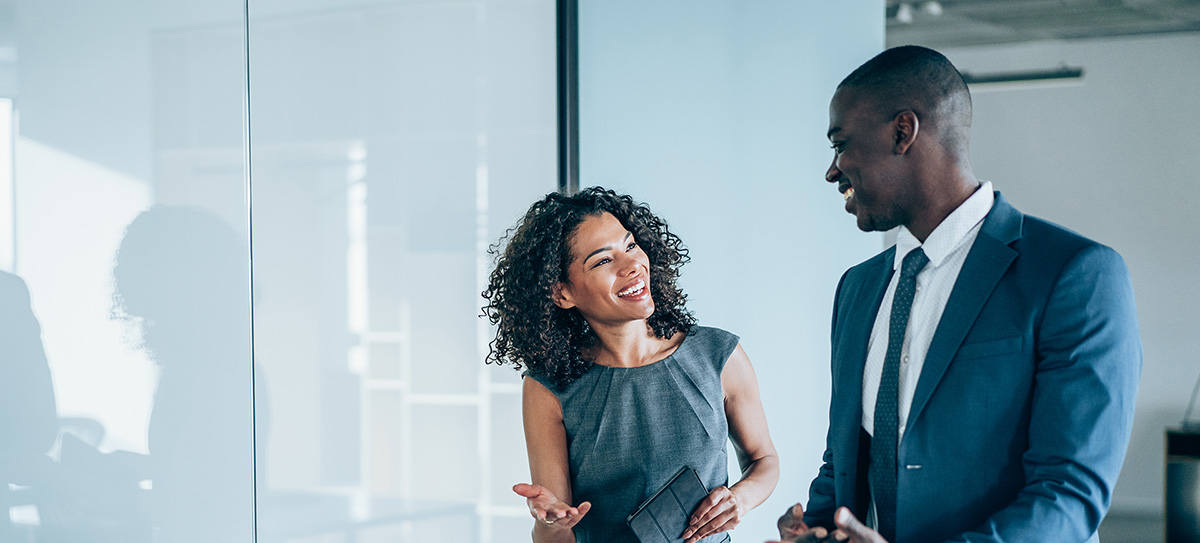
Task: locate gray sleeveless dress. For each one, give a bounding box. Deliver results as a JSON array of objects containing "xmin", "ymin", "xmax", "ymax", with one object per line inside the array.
[{"xmin": 529, "ymin": 326, "xmax": 739, "ymax": 543}]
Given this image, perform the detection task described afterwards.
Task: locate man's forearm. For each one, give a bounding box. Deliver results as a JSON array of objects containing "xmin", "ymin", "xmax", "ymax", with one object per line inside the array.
[{"xmin": 803, "ymin": 448, "xmax": 838, "ymax": 528}]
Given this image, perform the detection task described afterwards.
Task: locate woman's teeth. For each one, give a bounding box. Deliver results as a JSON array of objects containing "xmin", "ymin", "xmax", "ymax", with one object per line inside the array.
[{"xmin": 618, "ymin": 280, "xmax": 645, "ymax": 297}]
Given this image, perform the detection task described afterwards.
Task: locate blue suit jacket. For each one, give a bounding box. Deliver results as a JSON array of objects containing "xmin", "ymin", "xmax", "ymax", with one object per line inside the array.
[{"xmin": 805, "ymin": 193, "xmax": 1142, "ymax": 543}]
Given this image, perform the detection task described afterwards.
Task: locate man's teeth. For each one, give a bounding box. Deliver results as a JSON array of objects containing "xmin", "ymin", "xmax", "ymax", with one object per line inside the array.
[
  {"xmin": 618, "ymin": 280, "xmax": 645, "ymax": 297},
  {"xmin": 843, "ymin": 187, "xmax": 855, "ymax": 201}
]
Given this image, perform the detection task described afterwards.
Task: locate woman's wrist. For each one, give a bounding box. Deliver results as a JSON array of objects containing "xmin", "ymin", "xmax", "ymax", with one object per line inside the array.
[
  {"xmin": 729, "ymin": 455, "xmax": 779, "ymax": 512},
  {"xmin": 727, "ymin": 483, "xmax": 750, "ymax": 518},
  {"xmin": 533, "ymin": 520, "xmax": 575, "ymax": 543}
]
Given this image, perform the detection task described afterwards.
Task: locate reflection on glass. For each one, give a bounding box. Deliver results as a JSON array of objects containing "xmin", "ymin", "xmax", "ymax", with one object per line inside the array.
[
  {"xmin": 0, "ymin": 271, "xmax": 58, "ymax": 537},
  {"xmin": 3, "ymin": 0, "xmax": 555, "ymax": 541},
  {"xmin": 1, "ymin": 97, "xmax": 12, "ymax": 270},
  {"xmin": 112, "ymin": 205, "xmax": 256, "ymax": 543},
  {"xmin": 4, "ymin": 0, "xmax": 252, "ymax": 540},
  {"xmin": 248, "ymin": 1, "xmax": 555, "ymax": 541}
]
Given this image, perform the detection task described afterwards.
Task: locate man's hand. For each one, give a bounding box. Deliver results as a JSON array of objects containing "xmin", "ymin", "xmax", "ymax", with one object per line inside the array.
[
  {"xmin": 681, "ymin": 485, "xmax": 744, "ymax": 542},
  {"xmin": 512, "ymin": 483, "xmax": 591, "ymax": 530},
  {"xmin": 765, "ymin": 503, "xmax": 839, "ymax": 543},
  {"xmin": 831, "ymin": 507, "xmax": 888, "ymax": 543}
]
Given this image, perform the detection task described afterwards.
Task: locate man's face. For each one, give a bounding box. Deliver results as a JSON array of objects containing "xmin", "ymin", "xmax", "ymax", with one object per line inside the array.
[{"xmin": 825, "ymin": 87, "xmax": 910, "ymax": 232}]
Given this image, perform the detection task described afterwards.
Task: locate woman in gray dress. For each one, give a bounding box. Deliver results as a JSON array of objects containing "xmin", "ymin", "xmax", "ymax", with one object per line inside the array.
[{"xmin": 483, "ymin": 187, "xmax": 779, "ymax": 543}]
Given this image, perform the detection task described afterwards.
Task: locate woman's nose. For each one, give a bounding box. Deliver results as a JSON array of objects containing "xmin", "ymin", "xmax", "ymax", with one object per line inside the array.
[{"xmin": 618, "ymin": 256, "xmax": 640, "ymax": 276}]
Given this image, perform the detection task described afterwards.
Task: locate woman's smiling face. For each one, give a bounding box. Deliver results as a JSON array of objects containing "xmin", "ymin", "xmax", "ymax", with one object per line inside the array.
[{"xmin": 554, "ymin": 212, "xmax": 654, "ymax": 326}]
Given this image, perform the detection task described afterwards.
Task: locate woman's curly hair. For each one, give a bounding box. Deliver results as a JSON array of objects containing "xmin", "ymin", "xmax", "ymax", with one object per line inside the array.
[{"xmin": 482, "ymin": 187, "xmax": 695, "ymax": 391}]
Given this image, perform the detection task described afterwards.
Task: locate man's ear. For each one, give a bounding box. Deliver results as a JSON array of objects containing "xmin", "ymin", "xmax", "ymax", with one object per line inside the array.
[
  {"xmin": 893, "ymin": 110, "xmax": 919, "ymax": 155},
  {"xmin": 552, "ymin": 283, "xmax": 576, "ymax": 310}
]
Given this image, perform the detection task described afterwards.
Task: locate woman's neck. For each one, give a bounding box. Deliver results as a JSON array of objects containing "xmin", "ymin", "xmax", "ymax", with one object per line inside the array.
[{"xmin": 586, "ymin": 319, "xmax": 683, "ymax": 368}]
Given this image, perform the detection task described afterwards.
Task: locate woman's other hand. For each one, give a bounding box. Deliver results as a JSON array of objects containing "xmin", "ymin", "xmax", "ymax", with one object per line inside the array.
[
  {"xmin": 681, "ymin": 485, "xmax": 745, "ymax": 542},
  {"xmin": 679, "ymin": 342, "xmax": 781, "ymax": 542},
  {"xmin": 514, "ymin": 483, "xmax": 592, "ymax": 530}
]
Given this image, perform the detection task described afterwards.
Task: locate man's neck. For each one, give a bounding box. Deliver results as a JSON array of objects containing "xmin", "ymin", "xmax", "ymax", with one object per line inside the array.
[{"xmin": 907, "ymin": 176, "xmax": 981, "ymax": 243}]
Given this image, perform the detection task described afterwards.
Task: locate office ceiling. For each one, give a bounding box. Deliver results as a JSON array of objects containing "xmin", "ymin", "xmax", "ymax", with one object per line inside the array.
[{"xmin": 886, "ymin": 0, "xmax": 1200, "ymax": 48}]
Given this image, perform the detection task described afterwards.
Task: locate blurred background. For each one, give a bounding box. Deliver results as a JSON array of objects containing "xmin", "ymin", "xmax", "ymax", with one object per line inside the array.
[{"xmin": 0, "ymin": 0, "xmax": 1196, "ymax": 542}]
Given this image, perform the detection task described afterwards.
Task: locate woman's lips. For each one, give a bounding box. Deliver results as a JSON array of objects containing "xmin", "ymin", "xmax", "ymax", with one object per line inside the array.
[{"xmin": 617, "ymin": 278, "xmax": 648, "ymax": 300}]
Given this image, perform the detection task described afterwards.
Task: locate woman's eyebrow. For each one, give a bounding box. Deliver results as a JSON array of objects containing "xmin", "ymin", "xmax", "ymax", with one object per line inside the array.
[{"xmin": 582, "ymin": 232, "xmax": 632, "ymax": 265}]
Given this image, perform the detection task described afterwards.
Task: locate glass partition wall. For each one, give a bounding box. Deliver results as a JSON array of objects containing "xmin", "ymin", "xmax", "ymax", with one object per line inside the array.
[
  {"xmin": 4, "ymin": 0, "xmax": 886, "ymax": 541},
  {"xmin": 3, "ymin": 0, "xmax": 254, "ymax": 542},
  {"xmin": 4, "ymin": 0, "xmax": 554, "ymax": 541},
  {"xmin": 246, "ymin": 1, "xmax": 555, "ymax": 542}
]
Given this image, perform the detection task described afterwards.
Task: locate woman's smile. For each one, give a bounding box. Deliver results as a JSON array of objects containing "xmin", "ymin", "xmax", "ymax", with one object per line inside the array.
[{"xmin": 617, "ymin": 278, "xmax": 647, "ymax": 300}]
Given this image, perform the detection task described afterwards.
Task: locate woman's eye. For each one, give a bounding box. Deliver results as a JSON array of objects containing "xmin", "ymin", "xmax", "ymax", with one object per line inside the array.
[
  {"xmin": 627, "ymin": 242, "xmax": 638, "ymax": 251},
  {"xmin": 592, "ymin": 257, "xmax": 611, "ymax": 268}
]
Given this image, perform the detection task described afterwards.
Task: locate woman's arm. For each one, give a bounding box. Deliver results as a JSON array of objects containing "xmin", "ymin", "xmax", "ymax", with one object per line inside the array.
[
  {"xmin": 520, "ymin": 376, "xmax": 591, "ymax": 543},
  {"xmin": 683, "ymin": 344, "xmax": 781, "ymax": 542}
]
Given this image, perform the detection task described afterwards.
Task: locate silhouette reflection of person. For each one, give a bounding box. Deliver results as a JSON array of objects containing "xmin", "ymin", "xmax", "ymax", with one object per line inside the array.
[
  {"xmin": 113, "ymin": 205, "xmax": 265, "ymax": 543},
  {"xmin": 0, "ymin": 270, "xmax": 58, "ymax": 535}
]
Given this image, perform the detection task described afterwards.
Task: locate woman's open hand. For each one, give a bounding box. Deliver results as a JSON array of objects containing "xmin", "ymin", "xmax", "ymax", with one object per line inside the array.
[
  {"xmin": 513, "ymin": 483, "xmax": 592, "ymax": 530},
  {"xmin": 681, "ymin": 485, "xmax": 745, "ymax": 542}
]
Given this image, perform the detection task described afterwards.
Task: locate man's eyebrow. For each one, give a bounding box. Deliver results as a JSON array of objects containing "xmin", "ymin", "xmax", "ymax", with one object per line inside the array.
[{"xmin": 582, "ymin": 232, "xmax": 632, "ymax": 265}]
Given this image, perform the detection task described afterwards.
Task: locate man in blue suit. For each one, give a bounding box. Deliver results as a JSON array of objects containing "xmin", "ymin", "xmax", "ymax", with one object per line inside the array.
[{"xmin": 772, "ymin": 46, "xmax": 1141, "ymax": 542}]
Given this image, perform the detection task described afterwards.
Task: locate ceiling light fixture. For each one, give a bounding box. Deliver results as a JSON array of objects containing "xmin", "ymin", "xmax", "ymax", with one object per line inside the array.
[{"xmin": 896, "ymin": 2, "xmax": 915, "ymax": 24}]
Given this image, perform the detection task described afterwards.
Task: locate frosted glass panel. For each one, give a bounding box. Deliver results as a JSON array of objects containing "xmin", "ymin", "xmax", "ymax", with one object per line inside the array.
[
  {"xmin": 1, "ymin": 1, "xmax": 252, "ymax": 542},
  {"xmin": 246, "ymin": 1, "xmax": 556, "ymax": 542}
]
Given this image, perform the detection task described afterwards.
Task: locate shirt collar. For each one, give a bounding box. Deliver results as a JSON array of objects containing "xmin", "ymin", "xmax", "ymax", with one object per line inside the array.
[{"xmin": 894, "ymin": 181, "xmax": 994, "ymax": 270}]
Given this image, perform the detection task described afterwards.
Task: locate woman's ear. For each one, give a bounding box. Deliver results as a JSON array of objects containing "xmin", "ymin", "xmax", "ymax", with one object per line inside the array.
[
  {"xmin": 893, "ymin": 109, "xmax": 919, "ymax": 155},
  {"xmin": 552, "ymin": 283, "xmax": 576, "ymax": 309}
]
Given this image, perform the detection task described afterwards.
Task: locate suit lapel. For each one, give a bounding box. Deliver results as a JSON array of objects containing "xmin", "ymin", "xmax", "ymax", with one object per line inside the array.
[
  {"xmin": 905, "ymin": 193, "xmax": 1023, "ymax": 434},
  {"xmin": 839, "ymin": 249, "xmax": 895, "ymax": 406}
]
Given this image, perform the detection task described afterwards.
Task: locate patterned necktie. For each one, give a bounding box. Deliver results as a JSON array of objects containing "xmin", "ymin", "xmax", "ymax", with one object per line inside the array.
[{"xmin": 871, "ymin": 247, "xmax": 928, "ymax": 543}]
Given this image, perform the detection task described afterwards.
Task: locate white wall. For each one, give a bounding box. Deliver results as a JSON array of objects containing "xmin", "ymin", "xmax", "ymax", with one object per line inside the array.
[
  {"xmin": 579, "ymin": 2, "xmax": 885, "ymax": 541},
  {"xmin": 941, "ymin": 32, "xmax": 1200, "ymax": 516}
]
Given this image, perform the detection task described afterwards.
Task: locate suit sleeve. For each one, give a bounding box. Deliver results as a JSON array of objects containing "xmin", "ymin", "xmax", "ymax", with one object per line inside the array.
[
  {"xmin": 946, "ymin": 244, "xmax": 1142, "ymax": 542},
  {"xmin": 804, "ymin": 270, "xmax": 851, "ymax": 529}
]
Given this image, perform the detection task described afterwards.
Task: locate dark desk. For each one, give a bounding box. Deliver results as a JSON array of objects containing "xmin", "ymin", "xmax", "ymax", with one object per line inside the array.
[{"xmin": 1166, "ymin": 427, "xmax": 1200, "ymax": 543}]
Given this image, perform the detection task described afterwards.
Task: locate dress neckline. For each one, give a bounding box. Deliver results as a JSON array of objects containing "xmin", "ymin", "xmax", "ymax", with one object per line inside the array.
[{"xmin": 590, "ymin": 328, "xmax": 694, "ymax": 371}]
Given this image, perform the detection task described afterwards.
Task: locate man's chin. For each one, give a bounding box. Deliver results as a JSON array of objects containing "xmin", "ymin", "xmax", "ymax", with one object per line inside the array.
[{"xmin": 857, "ymin": 214, "xmax": 899, "ymax": 233}]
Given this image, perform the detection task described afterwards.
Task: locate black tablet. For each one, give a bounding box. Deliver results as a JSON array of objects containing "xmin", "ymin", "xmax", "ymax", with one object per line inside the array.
[{"xmin": 626, "ymin": 466, "xmax": 711, "ymax": 543}]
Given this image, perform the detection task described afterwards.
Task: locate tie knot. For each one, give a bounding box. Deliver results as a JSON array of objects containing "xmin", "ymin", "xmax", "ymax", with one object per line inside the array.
[{"xmin": 900, "ymin": 248, "xmax": 929, "ymax": 279}]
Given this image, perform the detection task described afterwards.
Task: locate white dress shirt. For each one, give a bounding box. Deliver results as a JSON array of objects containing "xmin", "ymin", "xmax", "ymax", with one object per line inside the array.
[{"xmin": 861, "ymin": 182, "xmax": 994, "ymax": 441}]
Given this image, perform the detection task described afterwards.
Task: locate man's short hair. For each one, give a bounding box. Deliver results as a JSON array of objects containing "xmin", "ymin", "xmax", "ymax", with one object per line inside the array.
[{"xmin": 840, "ymin": 45, "xmax": 972, "ymax": 147}]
